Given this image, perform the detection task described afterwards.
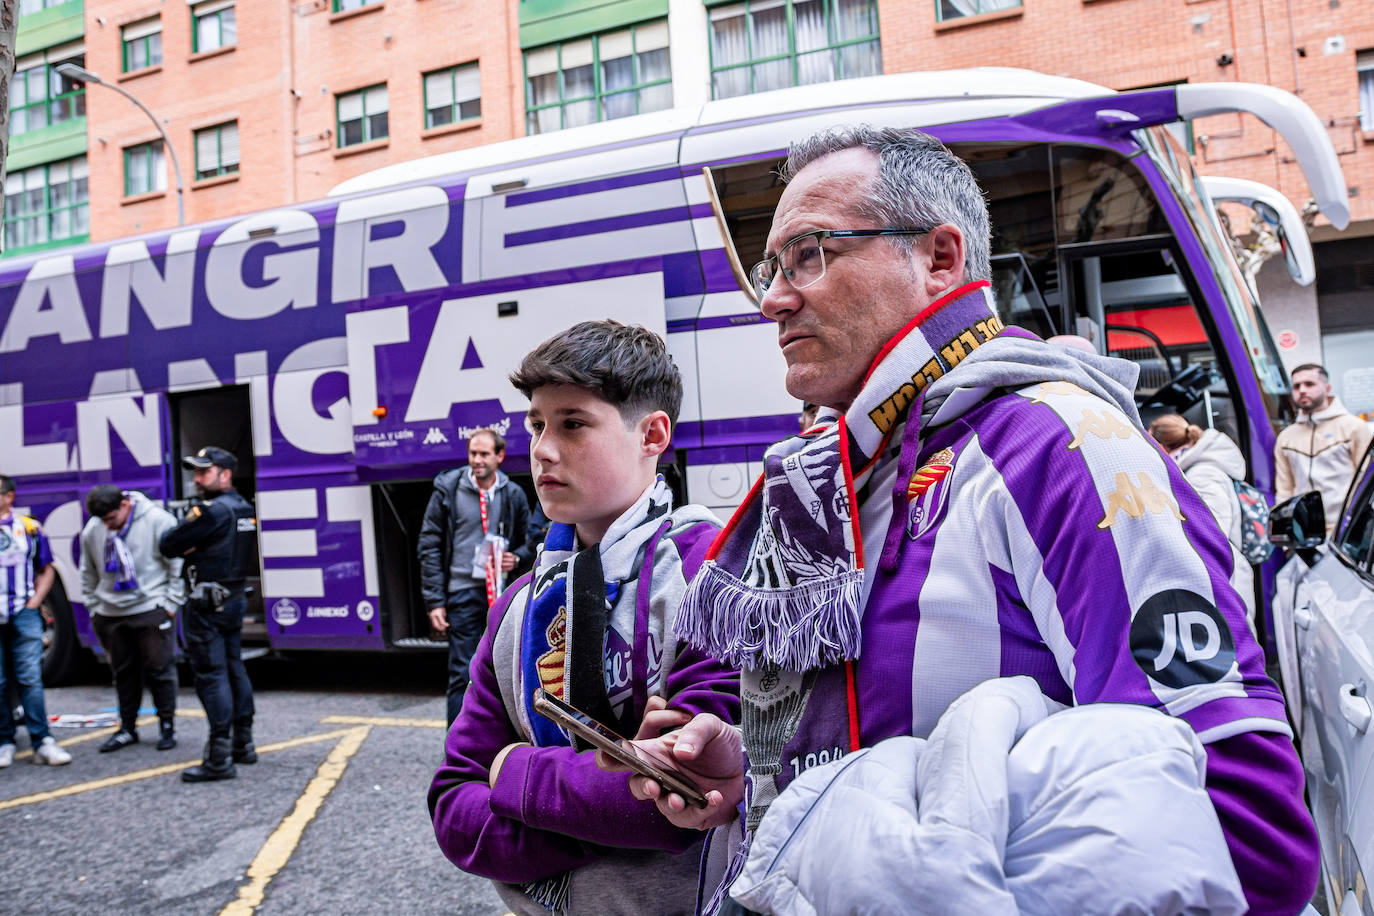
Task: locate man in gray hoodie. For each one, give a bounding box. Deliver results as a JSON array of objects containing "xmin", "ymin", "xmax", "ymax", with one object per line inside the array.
[{"xmin": 81, "ymin": 486, "xmax": 185, "ymax": 752}]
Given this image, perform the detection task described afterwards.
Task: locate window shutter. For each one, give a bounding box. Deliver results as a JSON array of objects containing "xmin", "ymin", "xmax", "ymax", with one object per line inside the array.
[{"xmin": 123, "ymin": 17, "xmax": 163, "ymax": 41}]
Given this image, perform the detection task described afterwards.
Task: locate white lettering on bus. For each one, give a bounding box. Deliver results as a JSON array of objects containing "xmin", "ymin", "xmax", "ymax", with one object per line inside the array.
[
  {"xmin": 0, "ymin": 255, "xmax": 91, "ymax": 352},
  {"xmin": 99, "ymin": 229, "xmax": 201, "ymax": 337},
  {"xmin": 332, "ymin": 186, "xmax": 449, "ymax": 303},
  {"xmin": 273, "ymin": 337, "xmax": 351, "ymax": 454},
  {"xmin": 205, "ymin": 209, "xmax": 320, "ymax": 321},
  {"xmin": 345, "ymin": 306, "xmax": 410, "ymax": 427}
]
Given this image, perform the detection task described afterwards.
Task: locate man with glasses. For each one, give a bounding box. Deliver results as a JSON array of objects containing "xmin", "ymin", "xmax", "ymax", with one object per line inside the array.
[
  {"xmin": 80, "ymin": 486, "xmax": 184, "ymax": 753},
  {"xmin": 613, "ymin": 127, "xmax": 1316, "ymax": 915}
]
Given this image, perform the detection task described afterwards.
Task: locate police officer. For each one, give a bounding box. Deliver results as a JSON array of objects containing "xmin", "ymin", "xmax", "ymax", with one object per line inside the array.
[{"xmin": 159, "ymin": 446, "xmax": 258, "ymax": 783}]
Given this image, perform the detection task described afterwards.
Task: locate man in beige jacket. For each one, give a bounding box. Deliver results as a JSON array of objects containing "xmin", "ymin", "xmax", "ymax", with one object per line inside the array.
[{"xmin": 1274, "ymin": 363, "xmax": 1373, "ymax": 535}]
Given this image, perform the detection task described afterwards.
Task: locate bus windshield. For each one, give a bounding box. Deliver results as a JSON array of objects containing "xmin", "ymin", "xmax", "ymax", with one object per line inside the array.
[{"xmin": 1138, "ymin": 125, "xmax": 1290, "ymax": 415}]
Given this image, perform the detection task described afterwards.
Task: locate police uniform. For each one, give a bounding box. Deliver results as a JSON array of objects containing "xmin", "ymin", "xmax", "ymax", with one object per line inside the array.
[{"xmin": 159, "ymin": 446, "xmax": 258, "ymax": 782}]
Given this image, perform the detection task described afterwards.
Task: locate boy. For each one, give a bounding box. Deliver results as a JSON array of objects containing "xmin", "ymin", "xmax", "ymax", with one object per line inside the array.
[{"xmin": 428, "ymin": 321, "xmax": 739, "ymax": 916}]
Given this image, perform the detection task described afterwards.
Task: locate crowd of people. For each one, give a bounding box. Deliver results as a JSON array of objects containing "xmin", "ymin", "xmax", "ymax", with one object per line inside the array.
[
  {"xmin": 0, "ymin": 447, "xmax": 258, "ymax": 781},
  {"xmin": 2, "ymin": 122, "xmax": 1369, "ymax": 916}
]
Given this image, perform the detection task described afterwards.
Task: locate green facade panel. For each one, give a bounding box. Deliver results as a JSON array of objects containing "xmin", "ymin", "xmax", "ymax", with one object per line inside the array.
[
  {"xmin": 16, "ymin": 0, "xmax": 85, "ymax": 56},
  {"xmin": 7, "ymin": 118, "xmax": 87, "ymax": 172},
  {"xmin": 519, "ymin": 0, "xmax": 668, "ymax": 48}
]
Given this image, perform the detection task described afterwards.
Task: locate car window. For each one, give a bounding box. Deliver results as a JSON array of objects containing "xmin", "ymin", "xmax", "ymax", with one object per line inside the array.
[{"xmin": 1336, "ymin": 443, "xmax": 1374, "ymax": 570}]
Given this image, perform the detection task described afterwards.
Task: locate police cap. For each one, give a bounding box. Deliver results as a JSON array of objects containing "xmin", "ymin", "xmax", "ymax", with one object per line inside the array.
[{"xmin": 182, "ymin": 446, "xmax": 238, "ymax": 471}]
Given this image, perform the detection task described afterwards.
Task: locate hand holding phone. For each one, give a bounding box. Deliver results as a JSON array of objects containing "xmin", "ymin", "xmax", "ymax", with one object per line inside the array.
[{"xmin": 533, "ymin": 689, "xmax": 709, "ymax": 808}]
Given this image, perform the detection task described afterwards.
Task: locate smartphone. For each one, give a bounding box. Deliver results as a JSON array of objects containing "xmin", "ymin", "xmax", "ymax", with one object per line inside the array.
[{"xmin": 532, "ymin": 689, "xmax": 708, "ymax": 808}]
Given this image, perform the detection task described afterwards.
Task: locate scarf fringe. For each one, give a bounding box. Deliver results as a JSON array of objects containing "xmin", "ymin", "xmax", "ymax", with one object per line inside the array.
[
  {"xmin": 676, "ymin": 561, "xmax": 864, "ymax": 670},
  {"xmin": 521, "ymin": 873, "xmax": 571, "ymax": 912}
]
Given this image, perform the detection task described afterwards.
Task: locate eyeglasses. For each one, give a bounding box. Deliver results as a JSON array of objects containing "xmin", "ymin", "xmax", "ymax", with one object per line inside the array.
[{"xmin": 748, "ymin": 228, "xmax": 934, "ymax": 300}]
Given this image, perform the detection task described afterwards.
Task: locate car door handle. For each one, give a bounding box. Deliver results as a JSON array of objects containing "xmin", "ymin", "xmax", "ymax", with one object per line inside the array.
[
  {"xmin": 1293, "ymin": 604, "xmax": 1311, "ymax": 630},
  {"xmin": 1339, "ymin": 684, "xmax": 1372, "ymax": 733}
]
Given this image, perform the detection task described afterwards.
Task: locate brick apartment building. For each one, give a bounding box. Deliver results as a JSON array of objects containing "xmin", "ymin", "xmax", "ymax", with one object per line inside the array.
[{"xmin": 6, "ymin": 0, "xmax": 1373, "ymax": 378}]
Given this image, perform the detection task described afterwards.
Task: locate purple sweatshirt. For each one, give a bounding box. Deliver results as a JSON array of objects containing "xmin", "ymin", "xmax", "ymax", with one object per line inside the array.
[{"xmin": 428, "ymin": 519, "xmax": 739, "ymax": 904}]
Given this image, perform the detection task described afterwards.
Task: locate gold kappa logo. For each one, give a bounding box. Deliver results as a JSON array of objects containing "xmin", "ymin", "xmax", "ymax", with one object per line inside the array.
[
  {"xmin": 1097, "ymin": 472, "xmax": 1185, "ymax": 529},
  {"xmin": 1069, "ymin": 409, "xmax": 1137, "ymax": 450},
  {"xmin": 1029, "ymin": 380, "xmax": 1089, "ymax": 404}
]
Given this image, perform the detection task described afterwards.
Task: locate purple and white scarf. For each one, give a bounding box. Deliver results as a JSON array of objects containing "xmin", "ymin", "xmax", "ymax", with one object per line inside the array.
[
  {"xmin": 676, "ymin": 281, "xmax": 1003, "ymax": 671},
  {"xmin": 104, "ymin": 512, "xmax": 139, "ymax": 592}
]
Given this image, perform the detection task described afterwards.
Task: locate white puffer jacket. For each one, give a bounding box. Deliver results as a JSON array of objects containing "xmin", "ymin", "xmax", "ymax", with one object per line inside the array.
[
  {"xmin": 1173, "ymin": 428, "xmax": 1255, "ymax": 630},
  {"xmin": 730, "ymin": 677, "xmax": 1246, "ymax": 916}
]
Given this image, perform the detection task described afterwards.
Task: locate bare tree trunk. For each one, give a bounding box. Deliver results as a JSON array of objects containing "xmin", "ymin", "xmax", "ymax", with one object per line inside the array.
[{"xmin": 0, "ymin": 0, "xmax": 16, "ymax": 247}]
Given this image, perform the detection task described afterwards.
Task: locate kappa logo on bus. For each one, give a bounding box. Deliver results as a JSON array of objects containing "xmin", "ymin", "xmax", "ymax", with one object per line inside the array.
[
  {"xmin": 1129, "ymin": 589, "xmax": 1236, "ymax": 688},
  {"xmin": 271, "ymin": 598, "xmax": 301, "ymax": 627}
]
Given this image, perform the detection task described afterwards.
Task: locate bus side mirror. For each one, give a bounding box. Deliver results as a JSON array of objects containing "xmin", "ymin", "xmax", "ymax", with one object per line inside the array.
[{"xmin": 1270, "ymin": 491, "xmax": 1325, "ymax": 563}]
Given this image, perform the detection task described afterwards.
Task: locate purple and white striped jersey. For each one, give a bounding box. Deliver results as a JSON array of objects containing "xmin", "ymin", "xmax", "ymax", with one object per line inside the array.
[
  {"xmin": 0, "ymin": 513, "xmax": 54, "ymax": 623},
  {"xmin": 850, "ymin": 378, "xmax": 1286, "ymax": 748}
]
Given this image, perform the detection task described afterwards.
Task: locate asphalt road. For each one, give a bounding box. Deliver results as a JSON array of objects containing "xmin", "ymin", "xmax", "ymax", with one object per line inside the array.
[{"xmin": 1, "ymin": 652, "xmax": 507, "ymax": 915}]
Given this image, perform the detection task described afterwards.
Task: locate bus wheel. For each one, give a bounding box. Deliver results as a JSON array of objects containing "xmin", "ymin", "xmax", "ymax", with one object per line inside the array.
[{"xmin": 40, "ymin": 577, "xmax": 91, "ymax": 685}]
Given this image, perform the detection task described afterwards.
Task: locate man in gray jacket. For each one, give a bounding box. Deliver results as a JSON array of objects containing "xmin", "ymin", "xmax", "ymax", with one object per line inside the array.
[{"xmin": 81, "ymin": 487, "xmax": 185, "ymax": 752}]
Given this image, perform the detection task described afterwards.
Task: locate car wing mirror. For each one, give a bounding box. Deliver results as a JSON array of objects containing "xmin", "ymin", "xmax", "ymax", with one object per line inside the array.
[{"xmin": 1269, "ymin": 491, "xmax": 1326, "ymax": 555}]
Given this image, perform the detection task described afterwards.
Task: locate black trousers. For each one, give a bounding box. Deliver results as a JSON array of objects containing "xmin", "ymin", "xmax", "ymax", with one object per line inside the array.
[
  {"xmin": 91, "ymin": 608, "xmax": 178, "ymax": 731},
  {"xmin": 183, "ymin": 594, "xmax": 255, "ymax": 739}
]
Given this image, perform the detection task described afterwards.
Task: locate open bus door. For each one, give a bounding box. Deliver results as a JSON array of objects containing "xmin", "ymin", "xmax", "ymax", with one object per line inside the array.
[{"xmin": 166, "ymin": 384, "xmax": 266, "ymax": 646}]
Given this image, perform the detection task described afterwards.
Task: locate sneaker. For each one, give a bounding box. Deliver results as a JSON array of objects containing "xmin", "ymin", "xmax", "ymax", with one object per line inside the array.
[
  {"xmin": 32, "ymin": 737, "xmax": 72, "ymax": 766},
  {"xmin": 99, "ymin": 729, "xmax": 139, "ymax": 753},
  {"xmin": 0, "ymin": 743, "xmax": 14, "ymax": 768}
]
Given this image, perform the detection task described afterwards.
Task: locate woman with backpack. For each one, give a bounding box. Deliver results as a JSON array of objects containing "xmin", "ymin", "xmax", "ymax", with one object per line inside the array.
[{"xmin": 1148, "ymin": 414, "xmax": 1257, "ymax": 632}]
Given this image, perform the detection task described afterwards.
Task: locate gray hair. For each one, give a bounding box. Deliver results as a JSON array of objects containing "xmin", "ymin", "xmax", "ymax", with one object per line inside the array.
[{"xmin": 780, "ymin": 126, "xmax": 992, "ymax": 282}]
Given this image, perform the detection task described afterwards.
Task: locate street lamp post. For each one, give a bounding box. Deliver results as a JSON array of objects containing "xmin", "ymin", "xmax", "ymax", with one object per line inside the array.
[{"xmin": 56, "ymin": 62, "xmax": 185, "ymax": 226}]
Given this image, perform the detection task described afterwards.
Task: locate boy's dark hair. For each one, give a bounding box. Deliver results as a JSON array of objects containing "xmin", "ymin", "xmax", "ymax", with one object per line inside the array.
[
  {"xmin": 0, "ymin": 474, "xmax": 14, "ymax": 497},
  {"xmin": 510, "ymin": 320, "xmax": 683, "ymax": 425},
  {"xmin": 468, "ymin": 427, "xmax": 506, "ymax": 454},
  {"xmin": 1291, "ymin": 363, "xmax": 1329, "ymax": 382},
  {"xmin": 86, "ymin": 485, "xmax": 127, "ymax": 517}
]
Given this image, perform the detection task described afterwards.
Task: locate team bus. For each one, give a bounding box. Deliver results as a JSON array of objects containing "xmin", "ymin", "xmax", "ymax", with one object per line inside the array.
[{"xmin": 0, "ymin": 68, "xmax": 1347, "ymax": 681}]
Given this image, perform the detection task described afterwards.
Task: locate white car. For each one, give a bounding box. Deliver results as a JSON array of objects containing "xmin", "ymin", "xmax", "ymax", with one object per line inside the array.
[{"xmin": 1270, "ymin": 443, "xmax": 1374, "ymax": 916}]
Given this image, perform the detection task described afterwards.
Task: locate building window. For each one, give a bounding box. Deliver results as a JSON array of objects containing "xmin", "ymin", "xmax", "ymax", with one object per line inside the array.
[
  {"xmin": 10, "ymin": 52, "xmax": 86, "ymax": 136},
  {"xmin": 337, "ymin": 85, "xmax": 389, "ymax": 147},
  {"xmin": 122, "ymin": 17, "xmax": 163, "ymax": 72},
  {"xmin": 18, "ymin": 0, "xmax": 70, "ymax": 15},
  {"xmin": 424, "ymin": 63, "xmax": 482, "ymax": 129},
  {"xmin": 195, "ymin": 122, "xmax": 240, "ymax": 180},
  {"xmin": 1360, "ymin": 50, "xmax": 1374, "ymax": 132},
  {"xmin": 709, "ymin": 0, "xmax": 881, "ymax": 100},
  {"xmin": 334, "ymin": 0, "xmax": 379, "ymax": 11},
  {"xmin": 935, "ymin": 0, "xmax": 1021, "ymax": 22},
  {"xmin": 3, "ymin": 156, "xmax": 89, "ymax": 253},
  {"xmin": 525, "ymin": 20, "xmax": 672, "ymax": 135},
  {"xmin": 193, "ymin": 0, "xmax": 236, "ymax": 53},
  {"xmin": 124, "ymin": 141, "xmax": 167, "ymax": 196}
]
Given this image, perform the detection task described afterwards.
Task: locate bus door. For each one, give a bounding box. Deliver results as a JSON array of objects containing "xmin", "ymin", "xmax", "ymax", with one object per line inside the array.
[{"xmin": 166, "ymin": 384, "xmax": 265, "ymax": 643}]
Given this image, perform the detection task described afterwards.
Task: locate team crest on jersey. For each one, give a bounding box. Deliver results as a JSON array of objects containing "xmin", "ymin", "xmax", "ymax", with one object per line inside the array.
[{"xmin": 907, "ymin": 447, "xmax": 957, "ymax": 540}]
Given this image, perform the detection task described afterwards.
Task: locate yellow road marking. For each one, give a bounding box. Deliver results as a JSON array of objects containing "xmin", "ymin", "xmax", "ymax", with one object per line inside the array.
[
  {"xmin": 14, "ymin": 708, "xmax": 208, "ymax": 761},
  {"xmin": 219, "ymin": 726, "xmax": 371, "ymax": 916},
  {"xmin": 320, "ymin": 714, "xmax": 446, "ymax": 729},
  {"xmin": 0, "ymin": 727, "xmax": 360, "ymax": 813}
]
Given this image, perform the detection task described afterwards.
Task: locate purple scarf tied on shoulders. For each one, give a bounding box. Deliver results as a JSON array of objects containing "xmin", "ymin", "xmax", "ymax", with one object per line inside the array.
[{"xmin": 676, "ymin": 281, "xmax": 1004, "ymax": 671}]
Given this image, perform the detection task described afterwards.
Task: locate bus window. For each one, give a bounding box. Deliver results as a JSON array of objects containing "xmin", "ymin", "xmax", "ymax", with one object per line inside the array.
[
  {"xmin": 1139, "ymin": 126, "xmax": 1290, "ymax": 429},
  {"xmin": 1053, "ymin": 146, "xmax": 1169, "ymax": 244},
  {"xmin": 1067, "ymin": 246, "xmax": 1241, "ymax": 446}
]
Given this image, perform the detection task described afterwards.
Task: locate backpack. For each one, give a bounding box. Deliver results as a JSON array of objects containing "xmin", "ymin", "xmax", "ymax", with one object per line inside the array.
[{"xmin": 1232, "ymin": 479, "xmax": 1274, "ymax": 565}]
